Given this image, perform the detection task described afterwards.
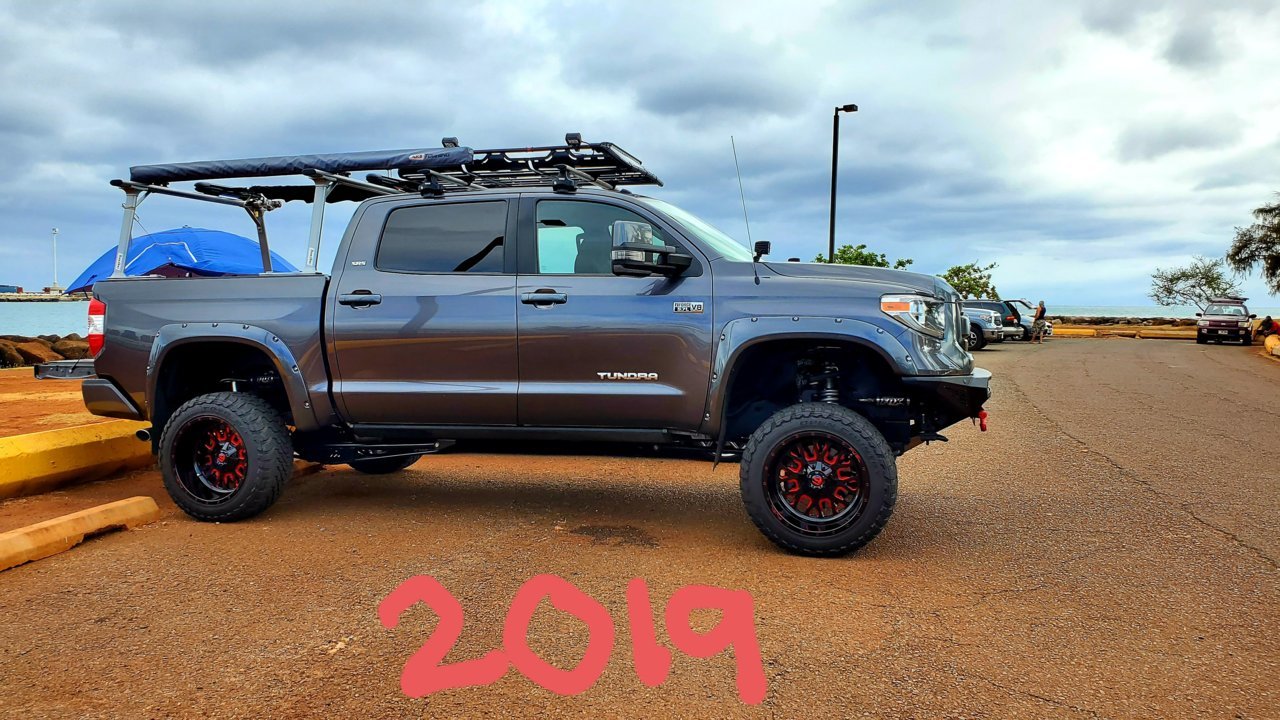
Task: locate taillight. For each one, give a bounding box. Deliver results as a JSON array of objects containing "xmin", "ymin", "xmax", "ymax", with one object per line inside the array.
[
  {"xmin": 87, "ymin": 298, "xmax": 106, "ymax": 356},
  {"xmin": 1006, "ymin": 315, "xmax": 1016, "ymax": 323}
]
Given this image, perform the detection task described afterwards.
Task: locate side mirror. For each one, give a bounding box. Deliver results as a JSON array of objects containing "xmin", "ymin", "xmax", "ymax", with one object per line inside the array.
[
  {"xmin": 1195, "ymin": 312, "xmax": 1202, "ymax": 317},
  {"xmin": 610, "ymin": 220, "xmax": 691, "ymax": 277},
  {"xmin": 1250, "ymin": 313, "xmax": 1257, "ymax": 318},
  {"xmin": 753, "ymin": 240, "xmax": 771, "ymax": 261}
]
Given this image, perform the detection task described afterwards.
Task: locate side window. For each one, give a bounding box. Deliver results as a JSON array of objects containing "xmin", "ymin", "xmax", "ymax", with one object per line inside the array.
[
  {"xmin": 535, "ymin": 200, "xmax": 669, "ymax": 275},
  {"xmin": 377, "ymin": 201, "xmax": 507, "ymax": 273}
]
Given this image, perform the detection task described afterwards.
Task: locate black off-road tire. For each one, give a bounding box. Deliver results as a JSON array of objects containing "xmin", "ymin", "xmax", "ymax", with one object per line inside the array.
[
  {"xmin": 1196, "ymin": 333, "xmax": 1207, "ymax": 344},
  {"xmin": 349, "ymin": 454, "xmax": 422, "ymax": 475},
  {"xmin": 160, "ymin": 392, "xmax": 292, "ymax": 522},
  {"xmin": 740, "ymin": 403, "xmax": 897, "ymax": 557}
]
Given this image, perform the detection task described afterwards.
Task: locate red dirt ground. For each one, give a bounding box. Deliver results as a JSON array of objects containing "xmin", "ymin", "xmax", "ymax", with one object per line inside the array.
[{"xmin": 0, "ymin": 368, "xmax": 106, "ymax": 438}]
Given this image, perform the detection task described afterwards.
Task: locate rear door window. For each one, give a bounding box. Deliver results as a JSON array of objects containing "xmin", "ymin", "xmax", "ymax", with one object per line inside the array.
[{"xmin": 377, "ymin": 201, "xmax": 508, "ymax": 273}]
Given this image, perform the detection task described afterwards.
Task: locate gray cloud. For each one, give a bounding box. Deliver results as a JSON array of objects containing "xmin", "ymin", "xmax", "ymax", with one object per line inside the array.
[
  {"xmin": 1163, "ymin": 21, "xmax": 1222, "ymax": 70},
  {"xmin": 1116, "ymin": 118, "xmax": 1241, "ymax": 162},
  {"xmin": 1081, "ymin": 0, "xmax": 1148, "ymax": 34}
]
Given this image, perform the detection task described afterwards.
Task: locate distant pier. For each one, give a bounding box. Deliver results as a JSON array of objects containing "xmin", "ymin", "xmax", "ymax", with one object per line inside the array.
[{"xmin": 0, "ymin": 293, "xmax": 88, "ymax": 302}]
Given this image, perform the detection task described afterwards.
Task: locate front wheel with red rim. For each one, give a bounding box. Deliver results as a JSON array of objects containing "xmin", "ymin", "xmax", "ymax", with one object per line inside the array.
[
  {"xmin": 160, "ymin": 391, "xmax": 293, "ymax": 522},
  {"xmin": 740, "ymin": 403, "xmax": 897, "ymax": 557}
]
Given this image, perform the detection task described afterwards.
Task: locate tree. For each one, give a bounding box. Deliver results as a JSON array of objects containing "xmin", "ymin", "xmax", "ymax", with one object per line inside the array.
[
  {"xmin": 940, "ymin": 261, "xmax": 998, "ymax": 299},
  {"xmin": 817, "ymin": 243, "xmax": 913, "ymax": 269},
  {"xmin": 1148, "ymin": 256, "xmax": 1241, "ymax": 310},
  {"xmin": 1226, "ymin": 193, "xmax": 1280, "ymax": 295}
]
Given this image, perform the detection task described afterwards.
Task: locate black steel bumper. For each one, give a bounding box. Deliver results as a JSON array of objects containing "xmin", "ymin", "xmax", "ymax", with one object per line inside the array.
[
  {"xmin": 34, "ymin": 359, "xmax": 144, "ymax": 421},
  {"xmin": 33, "ymin": 358, "xmax": 97, "ymax": 380},
  {"xmin": 903, "ymin": 367, "xmax": 992, "ymax": 422}
]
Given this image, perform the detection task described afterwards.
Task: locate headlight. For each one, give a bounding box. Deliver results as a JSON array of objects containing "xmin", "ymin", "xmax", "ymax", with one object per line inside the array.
[
  {"xmin": 1239, "ymin": 320, "xmax": 1251, "ymax": 328},
  {"xmin": 1197, "ymin": 320, "xmax": 1209, "ymax": 327},
  {"xmin": 882, "ymin": 294, "xmax": 947, "ymax": 338}
]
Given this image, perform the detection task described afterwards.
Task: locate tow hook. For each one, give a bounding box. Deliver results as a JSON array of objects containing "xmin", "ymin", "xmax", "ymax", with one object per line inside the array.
[{"xmin": 973, "ymin": 410, "xmax": 989, "ymax": 432}]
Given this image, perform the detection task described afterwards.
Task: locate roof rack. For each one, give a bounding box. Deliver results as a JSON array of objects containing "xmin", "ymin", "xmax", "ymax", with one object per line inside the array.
[
  {"xmin": 106, "ymin": 134, "xmax": 659, "ymax": 279},
  {"xmin": 394, "ymin": 135, "xmax": 662, "ymax": 192}
]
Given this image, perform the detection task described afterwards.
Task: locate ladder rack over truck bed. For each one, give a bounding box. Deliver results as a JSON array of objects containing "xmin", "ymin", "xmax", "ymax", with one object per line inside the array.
[{"xmin": 109, "ymin": 133, "xmax": 663, "ymax": 276}]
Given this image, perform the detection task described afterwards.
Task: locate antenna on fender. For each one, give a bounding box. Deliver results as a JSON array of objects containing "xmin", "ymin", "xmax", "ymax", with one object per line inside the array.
[
  {"xmin": 731, "ymin": 136, "xmax": 764, "ymax": 285},
  {"xmin": 730, "ymin": 136, "xmax": 753, "ymax": 246}
]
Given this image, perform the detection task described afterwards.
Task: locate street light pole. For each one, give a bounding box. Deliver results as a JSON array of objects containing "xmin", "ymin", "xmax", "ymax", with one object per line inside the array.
[
  {"xmin": 828, "ymin": 103, "xmax": 858, "ymax": 263},
  {"xmin": 51, "ymin": 227, "xmax": 59, "ymax": 290}
]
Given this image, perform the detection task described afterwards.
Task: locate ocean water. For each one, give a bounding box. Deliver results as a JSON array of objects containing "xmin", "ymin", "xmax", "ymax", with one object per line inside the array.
[
  {"xmin": 0, "ymin": 301, "xmax": 90, "ymax": 337},
  {"xmin": 2, "ymin": 299, "xmax": 1278, "ymax": 338}
]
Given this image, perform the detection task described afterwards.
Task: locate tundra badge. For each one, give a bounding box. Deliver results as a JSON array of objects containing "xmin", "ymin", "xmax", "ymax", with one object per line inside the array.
[{"xmin": 597, "ymin": 372, "xmax": 659, "ymax": 380}]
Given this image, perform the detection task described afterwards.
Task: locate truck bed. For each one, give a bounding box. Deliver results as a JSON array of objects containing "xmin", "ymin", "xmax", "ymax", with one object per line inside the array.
[{"xmin": 91, "ymin": 273, "xmax": 331, "ymax": 428}]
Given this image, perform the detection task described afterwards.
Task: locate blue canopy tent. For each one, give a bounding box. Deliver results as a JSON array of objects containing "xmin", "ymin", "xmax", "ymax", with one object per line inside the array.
[{"xmin": 66, "ymin": 227, "xmax": 298, "ymax": 294}]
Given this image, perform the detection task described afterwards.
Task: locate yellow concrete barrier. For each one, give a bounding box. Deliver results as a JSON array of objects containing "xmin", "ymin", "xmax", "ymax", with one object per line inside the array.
[
  {"xmin": 0, "ymin": 420, "xmax": 152, "ymax": 499},
  {"xmin": 0, "ymin": 496, "xmax": 160, "ymax": 572},
  {"xmin": 1052, "ymin": 328, "xmax": 1097, "ymax": 338},
  {"xmin": 1137, "ymin": 329, "xmax": 1197, "ymax": 340}
]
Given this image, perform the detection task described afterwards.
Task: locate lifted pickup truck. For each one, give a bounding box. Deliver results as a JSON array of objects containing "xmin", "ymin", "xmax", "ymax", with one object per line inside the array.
[{"xmin": 41, "ymin": 135, "xmax": 989, "ymax": 556}]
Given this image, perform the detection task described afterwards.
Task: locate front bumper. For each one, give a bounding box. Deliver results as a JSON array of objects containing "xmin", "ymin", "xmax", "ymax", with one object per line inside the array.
[
  {"xmin": 1199, "ymin": 328, "xmax": 1249, "ymax": 338},
  {"xmin": 981, "ymin": 327, "xmax": 1002, "ymax": 340},
  {"xmin": 902, "ymin": 367, "xmax": 991, "ymax": 427}
]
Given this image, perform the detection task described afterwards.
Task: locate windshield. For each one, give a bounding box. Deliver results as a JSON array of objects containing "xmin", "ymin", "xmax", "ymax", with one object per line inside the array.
[
  {"xmin": 1204, "ymin": 304, "xmax": 1246, "ymax": 316},
  {"xmin": 637, "ymin": 197, "xmax": 755, "ymax": 262}
]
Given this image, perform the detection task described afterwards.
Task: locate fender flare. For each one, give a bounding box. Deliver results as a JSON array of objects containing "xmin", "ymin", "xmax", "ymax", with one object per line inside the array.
[
  {"xmin": 146, "ymin": 323, "xmax": 320, "ymax": 433},
  {"xmin": 700, "ymin": 315, "xmax": 915, "ymax": 438}
]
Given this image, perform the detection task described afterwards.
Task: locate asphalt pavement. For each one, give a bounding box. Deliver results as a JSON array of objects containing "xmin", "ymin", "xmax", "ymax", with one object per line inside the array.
[{"xmin": 1, "ymin": 338, "xmax": 1276, "ymax": 719}]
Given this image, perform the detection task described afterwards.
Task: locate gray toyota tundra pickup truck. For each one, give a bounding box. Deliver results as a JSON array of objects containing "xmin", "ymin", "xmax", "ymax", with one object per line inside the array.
[{"xmin": 41, "ymin": 135, "xmax": 990, "ymax": 556}]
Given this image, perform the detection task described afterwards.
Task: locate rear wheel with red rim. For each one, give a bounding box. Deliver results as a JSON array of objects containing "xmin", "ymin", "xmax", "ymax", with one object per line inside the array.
[
  {"xmin": 160, "ymin": 392, "xmax": 292, "ymax": 522},
  {"xmin": 176, "ymin": 417, "xmax": 250, "ymax": 503}
]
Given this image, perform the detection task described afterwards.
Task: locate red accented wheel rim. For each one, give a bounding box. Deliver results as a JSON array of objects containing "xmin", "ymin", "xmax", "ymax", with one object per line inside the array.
[
  {"xmin": 764, "ymin": 431, "xmax": 870, "ymax": 536},
  {"xmin": 173, "ymin": 416, "xmax": 249, "ymax": 505}
]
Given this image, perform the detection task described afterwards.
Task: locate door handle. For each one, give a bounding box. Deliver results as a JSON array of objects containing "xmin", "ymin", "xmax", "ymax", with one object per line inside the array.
[
  {"xmin": 339, "ymin": 291, "xmax": 382, "ymax": 307},
  {"xmin": 520, "ymin": 290, "xmax": 568, "ymax": 306}
]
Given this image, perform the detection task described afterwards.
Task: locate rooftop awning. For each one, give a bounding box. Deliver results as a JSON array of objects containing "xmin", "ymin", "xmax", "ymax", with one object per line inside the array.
[{"xmin": 130, "ymin": 147, "xmax": 474, "ymax": 184}]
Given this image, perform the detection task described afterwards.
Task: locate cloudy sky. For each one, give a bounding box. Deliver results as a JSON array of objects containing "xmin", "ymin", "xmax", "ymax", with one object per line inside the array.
[{"xmin": 1, "ymin": 0, "xmax": 1277, "ymax": 305}]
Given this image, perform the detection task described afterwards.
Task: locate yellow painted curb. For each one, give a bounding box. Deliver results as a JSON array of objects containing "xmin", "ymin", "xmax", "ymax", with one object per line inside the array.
[
  {"xmin": 1052, "ymin": 328, "xmax": 1097, "ymax": 338},
  {"xmin": 1097, "ymin": 328, "xmax": 1138, "ymax": 338},
  {"xmin": 1137, "ymin": 329, "xmax": 1197, "ymax": 340},
  {"xmin": 1266, "ymin": 335, "xmax": 1280, "ymax": 357},
  {"xmin": 0, "ymin": 496, "xmax": 160, "ymax": 572},
  {"xmin": 0, "ymin": 420, "xmax": 152, "ymax": 499}
]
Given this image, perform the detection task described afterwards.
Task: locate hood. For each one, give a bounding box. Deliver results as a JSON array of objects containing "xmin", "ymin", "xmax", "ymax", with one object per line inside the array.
[
  {"xmin": 762, "ymin": 261, "xmax": 942, "ymax": 296},
  {"xmin": 1201, "ymin": 312, "xmax": 1250, "ymax": 324}
]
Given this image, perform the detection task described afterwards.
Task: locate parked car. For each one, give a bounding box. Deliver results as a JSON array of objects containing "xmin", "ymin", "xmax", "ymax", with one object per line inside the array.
[
  {"xmin": 1196, "ymin": 297, "xmax": 1256, "ymax": 345},
  {"xmin": 1008, "ymin": 299, "xmax": 1052, "ymax": 339},
  {"xmin": 961, "ymin": 306, "xmax": 1004, "ymax": 350},
  {"xmin": 963, "ymin": 299, "xmax": 1024, "ymax": 340},
  {"xmin": 36, "ymin": 135, "xmax": 990, "ymax": 557}
]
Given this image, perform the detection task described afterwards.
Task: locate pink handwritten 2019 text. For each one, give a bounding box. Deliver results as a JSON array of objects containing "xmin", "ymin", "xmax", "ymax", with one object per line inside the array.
[{"xmin": 378, "ymin": 575, "xmax": 766, "ymax": 705}]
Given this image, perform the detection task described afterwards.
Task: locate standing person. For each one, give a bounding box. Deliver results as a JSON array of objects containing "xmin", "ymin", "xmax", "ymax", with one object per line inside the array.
[{"xmin": 1031, "ymin": 300, "xmax": 1048, "ymax": 344}]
